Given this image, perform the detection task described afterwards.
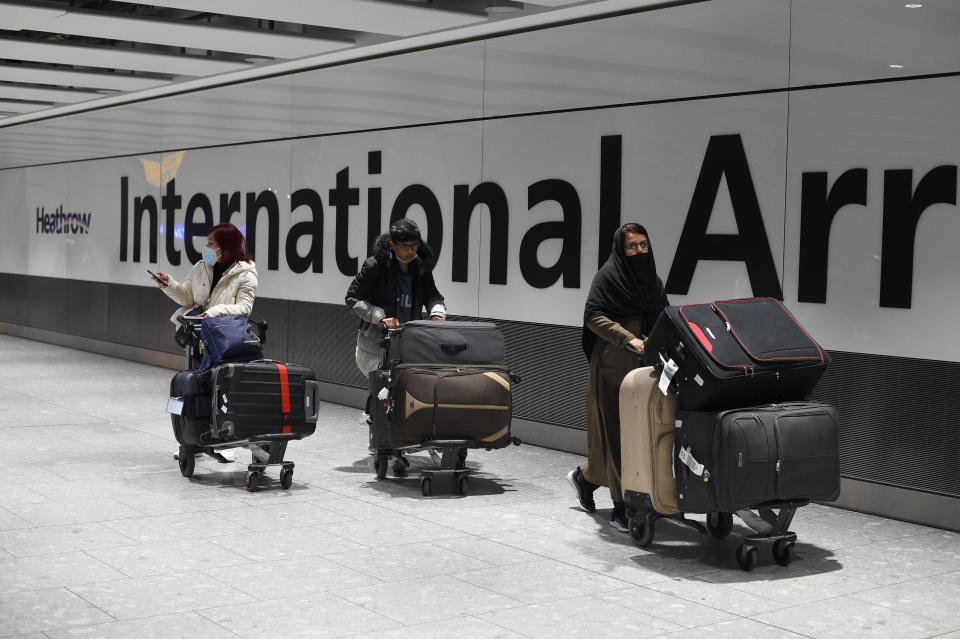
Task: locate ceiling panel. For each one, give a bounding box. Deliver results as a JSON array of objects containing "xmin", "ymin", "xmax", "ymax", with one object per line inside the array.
[
  {"xmin": 0, "ymin": 37, "xmax": 250, "ymax": 75},
  {"xmin": 0, "ymin": 99, "xmax": 49, "ymax": 114},
  {"xmin": 120, "ymin": 0, "xmax": 488, "ymax": 37},
  {"xmin": 0, "ymin": 85, "xmax": 107, "ymax": 103},
  {"xmin": 0, "ymin": 0, "xmax": 697, "ymax": 159},
  {"xmin": 0, "ymin": 66, "xmax": 169, "ymax": 91},
  {"xmin": 0, "ymin": 1, "xmax": 348, "ymax": 59}
]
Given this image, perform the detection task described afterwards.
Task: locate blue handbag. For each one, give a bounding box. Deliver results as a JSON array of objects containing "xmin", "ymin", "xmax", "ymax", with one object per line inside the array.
[{"xmin": 198, "ymin": 315, "xmax": 263, "ymax": 371}]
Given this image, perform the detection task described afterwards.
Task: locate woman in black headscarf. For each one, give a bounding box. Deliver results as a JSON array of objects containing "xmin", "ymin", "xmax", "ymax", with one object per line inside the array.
[{"xmin": 567, "ymin": 223, "xmax": 669, "ymax": 531}]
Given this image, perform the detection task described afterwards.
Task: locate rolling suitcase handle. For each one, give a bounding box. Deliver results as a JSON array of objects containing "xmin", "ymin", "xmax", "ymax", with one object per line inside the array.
[
  {"xmin": 440, "ymin": 342, "xmax": 468, "ymax": 355},
  {"xmin": 378, "ymin": 323, "xmax": 402, "ymax": 369},
  {"xmin": 304, "ymin": 380, "xmax": 320, "ymax": 424}
]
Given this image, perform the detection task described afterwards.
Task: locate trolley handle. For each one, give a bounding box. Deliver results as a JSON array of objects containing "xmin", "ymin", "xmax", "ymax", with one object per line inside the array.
[
  {"xmin": 625, "ymin": 343, "xmax": 645, "ymax": 358},
  {"xmin": 249, "ymin": 318, "xmax": 268, "ymax": 345}
]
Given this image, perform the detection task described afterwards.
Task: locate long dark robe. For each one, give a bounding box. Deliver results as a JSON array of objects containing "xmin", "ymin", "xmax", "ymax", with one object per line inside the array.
[{"xmin": 580, "ymin": 225, "xmax": 669, "ymax": 502}]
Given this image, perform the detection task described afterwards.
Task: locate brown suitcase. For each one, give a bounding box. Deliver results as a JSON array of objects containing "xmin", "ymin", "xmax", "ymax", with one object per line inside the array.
[
  {"xmin": 620, "ymin": 366, "xmax": 680, "ymax": 515},
  {"xmin": 389, "ymin": 364, "xmax": 512, "ymax": 449}
]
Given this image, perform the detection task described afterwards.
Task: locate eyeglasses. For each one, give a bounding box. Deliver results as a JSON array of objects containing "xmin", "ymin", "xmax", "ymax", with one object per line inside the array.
[
  {"xmin": 394, "ymin": 241, "xmax": 419, "ymax": 251},
  {"xmin": 624, "ymin": 241, "xmax": 650, "ymax": 252}
]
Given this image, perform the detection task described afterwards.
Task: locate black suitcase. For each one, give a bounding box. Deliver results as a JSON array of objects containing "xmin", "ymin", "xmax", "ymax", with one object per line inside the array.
[
  {"xmin": 170, "ymin": 370, "xmax": 212, "ymax": 448},
  {"xmin": 675, "ymin": 402, "xmax": 840, "ymax": 513},
  {"xmin": 368, "ymin": 369, "xmax": 391, "ymax": 451},
  {"xmin": 209, "ymin": 361, "xmax": 320, "ymax": 440},
  {"xmin": 386, "ymin": 320, "xmax": 505, "ymax": 366},
  {"xmin": 644, "ymin": 297, "xmax": 830, "ymax": 410}
]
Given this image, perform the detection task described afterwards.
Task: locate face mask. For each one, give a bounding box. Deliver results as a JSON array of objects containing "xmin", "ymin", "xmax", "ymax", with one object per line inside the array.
[
  {"xmin": 395, "ymin": 252, "xmax": 418, "ymax": 264},
  {"xmin": 202, "ymin": 247, "xmax": 220, "ymax": 266},
  {"xmin": 625, "ymin": 251, "xmax": 650, "ymax": 276}
]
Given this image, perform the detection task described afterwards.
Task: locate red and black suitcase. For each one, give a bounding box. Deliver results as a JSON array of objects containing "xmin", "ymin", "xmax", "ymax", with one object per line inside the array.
[
  {"xmin": 644, "ymin": 297, "xmax": 830, "ymax": 410},
  {"xmin": 209, "ymin": 361, "xmax": 320, "ymax": 440},
  {"xmin": 674, "ymin": 401, "xmax": 841, "ymax": 513}
]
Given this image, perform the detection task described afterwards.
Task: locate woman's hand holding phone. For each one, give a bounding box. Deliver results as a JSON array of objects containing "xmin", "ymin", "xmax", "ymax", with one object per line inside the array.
[{"xmin": 147, "ymin": 269, "xmax": 168, "ymax": 287}]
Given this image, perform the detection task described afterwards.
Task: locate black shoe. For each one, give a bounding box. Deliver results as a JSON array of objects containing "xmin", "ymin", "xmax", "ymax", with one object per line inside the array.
[
  {"xmin": 610, "ymin": 503, "xmax": 629, "ymax": 533},
  {"xmin": 566, "ymin": 467, "xmax": 597, "ymax": 513}
]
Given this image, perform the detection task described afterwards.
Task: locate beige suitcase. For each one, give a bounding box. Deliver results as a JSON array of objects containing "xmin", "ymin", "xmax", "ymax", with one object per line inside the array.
[{"xmin": 620, "ymin": 366, "xmax": 679, "ymax": 515}]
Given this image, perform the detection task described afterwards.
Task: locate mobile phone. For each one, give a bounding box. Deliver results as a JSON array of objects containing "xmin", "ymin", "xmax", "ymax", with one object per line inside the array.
[{"xmin": 146, "ymin": 268, "xmax": 166, "ymax": 287}]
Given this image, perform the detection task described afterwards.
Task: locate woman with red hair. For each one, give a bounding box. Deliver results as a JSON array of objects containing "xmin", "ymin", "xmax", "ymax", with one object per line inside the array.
[{"xmin": 154, "ymin": 223, "xmax": 259, "ymax": 324}]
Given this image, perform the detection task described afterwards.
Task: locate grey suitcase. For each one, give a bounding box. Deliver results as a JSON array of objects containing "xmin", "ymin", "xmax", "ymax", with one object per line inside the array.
[{"xmin": 386, "ymin": 320, "xmax": 505, "ymax": 365}]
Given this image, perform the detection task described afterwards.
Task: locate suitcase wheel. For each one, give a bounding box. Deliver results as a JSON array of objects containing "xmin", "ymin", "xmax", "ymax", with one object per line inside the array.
[
  {"xmin": 420, "ymin": 476, "xmax": 432, "ymax": 497},
  {"xmin": 628, "ymin": 514, "xmax": 655, "ymax": 547},
  {"xmin": 246, "ymin": 471, "xmax": 260, "ymax": 492},
  {"xmin": 772, "ymin": 539, "xmax": 795, "ymax": 567},
  {"xmin": 706, "ymin": 512, "xmax": 734, "ymax": 539},
  {"xmin": 736, "ymin": 544, "xmax": 759, "ymax": 571},
  {"xmin": 374, "ymin": 455, "xmax": 389, "ymax": 481},
  {"xmin": 457, "ymin": 476, "xmax": 469, "ymax": 496},
  {"xmin": 280, "ymin": 467, "xmax": 294, "ymax": 490},
  {"xmin": 178, "ymin": 453, "xmax": 195, "ymax": 478}
]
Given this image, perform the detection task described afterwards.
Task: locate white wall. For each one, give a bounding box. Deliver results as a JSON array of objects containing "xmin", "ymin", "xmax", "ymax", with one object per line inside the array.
[{"xmin": 2, "ymin": 0, "xmax": 959, "ymax": 360}]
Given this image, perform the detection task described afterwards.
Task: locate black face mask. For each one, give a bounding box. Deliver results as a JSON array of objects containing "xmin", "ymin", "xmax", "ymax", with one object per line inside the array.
[{"xmin": 625, "ymin": 252, "xmax": 650, "ymax": 278}]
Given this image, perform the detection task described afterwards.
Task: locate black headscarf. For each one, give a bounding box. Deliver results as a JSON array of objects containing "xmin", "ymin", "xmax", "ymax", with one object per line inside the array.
[{"xmin": 581, "ymin": 224, "xmax": 667, "ymax": 360}]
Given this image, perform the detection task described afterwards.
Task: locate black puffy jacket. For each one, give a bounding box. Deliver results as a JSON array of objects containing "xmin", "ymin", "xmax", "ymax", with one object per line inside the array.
[{"xmin": 345, "ymin": 233, "xmax": 446, "ymax": 329}]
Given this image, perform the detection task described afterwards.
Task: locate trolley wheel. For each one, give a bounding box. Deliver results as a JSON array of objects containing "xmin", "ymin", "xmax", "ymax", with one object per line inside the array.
[
  {"xmin": 280, "ymin": 467, "xmax": 294, "ymax": 490},
  {"xmin": 420, "ymin": 476, "xmax": 432, "ymax": 497},
  {"xmin": 736, "ymin": 544, "xmax": 759, "ymax": 571},
  {"xmin": 629, "ymin": 514, "xmax": 655, "ymax": 547},
  {"xmin": 457, "ymin": 475, "xmax": 469, "ymax": 495},
  {"xmin": 178, "ymin": 453, "xmax": 195, "ymax": 478},
  {"xmin": 706, "ymin": 512, "xmax": 734, "ymax": 539},
  {"xmin": 246, "ymin": 471, "xmax": 260, "ymax": 492},
  {"xmin": 772, "ymin": 539, "xmax": 795, "ymax": 566},
  {"xmin": 374, "ymin": 455, "xmax": 388, "ymax": 480}
]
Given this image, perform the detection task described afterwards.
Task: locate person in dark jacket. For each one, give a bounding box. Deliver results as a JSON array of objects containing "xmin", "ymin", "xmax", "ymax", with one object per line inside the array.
[
  {"xmin": 345, "ymin": 218, "xmax": 446, "ymax": 376},
  {"xmin": 567, "ymin": 223, "xmax": 669, "ymax": 532}
]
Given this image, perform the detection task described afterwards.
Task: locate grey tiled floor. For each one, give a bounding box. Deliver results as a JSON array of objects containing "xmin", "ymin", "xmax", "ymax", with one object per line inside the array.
[{"xmin": 1, "ymin": 333, "xmax": 958, "ymax": 638}]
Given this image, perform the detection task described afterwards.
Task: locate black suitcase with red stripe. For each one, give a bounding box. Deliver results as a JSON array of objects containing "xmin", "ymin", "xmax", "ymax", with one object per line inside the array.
[
  {"xmin": 209, "ymin": 361, "xmax": 319, "ymax": 440},
  {"xmin": 643, "ymin": 297, "xmax": 830, "ymax": 410}
]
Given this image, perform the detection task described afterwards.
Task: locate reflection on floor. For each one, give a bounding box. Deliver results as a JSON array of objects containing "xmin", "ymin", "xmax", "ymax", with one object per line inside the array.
[{"xmin": 0, "ymin": 334, "xmax": 958, "ymax": 639}]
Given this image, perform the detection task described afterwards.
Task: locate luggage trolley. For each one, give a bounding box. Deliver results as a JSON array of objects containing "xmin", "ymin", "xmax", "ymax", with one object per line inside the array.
[
  {"xmin": 169, "ymin": 316, "xmax": 319, "ymax": 491},
  {"xmin": 624, "ymin": 491, "xmax": 807, "ymax": 570},
  {"xmin": 368, "ymin": 325, "xmax": 521, "ymax": 496},
  {"xmin": 619, "ymin": 358, "xmax": 838, "ymax": 571}
]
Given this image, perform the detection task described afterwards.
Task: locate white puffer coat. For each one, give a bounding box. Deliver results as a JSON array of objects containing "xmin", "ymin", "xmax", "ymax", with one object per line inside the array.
[{"xmin": 162, "ymin": 259, "xmax": 258, "ymax": 326}]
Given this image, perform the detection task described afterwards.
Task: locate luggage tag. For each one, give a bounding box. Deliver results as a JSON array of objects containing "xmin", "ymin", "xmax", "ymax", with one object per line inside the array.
[
  {"xmin": 166, "ymin": 397, "xmax": 184, "ymax": 415},
  {"xmin": 377, "ymin": 387, "xmax": 389, "ymax": 401},
  {"xmin": 658, "ymin": 357, "xmax": 679, "ymax": 395},
  {"xmin": 678, "ymin": 446, "xmax": 710, "ymax": 482}
]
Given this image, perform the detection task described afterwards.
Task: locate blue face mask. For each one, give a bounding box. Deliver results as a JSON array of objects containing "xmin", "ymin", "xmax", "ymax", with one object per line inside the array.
[
  {"xmin": 201, "ymin": 247, "xmax": 220, "ymax": 266},
  {"xmin": 395, "ymin": 253, "xmax": 418, "ymax": 264}
]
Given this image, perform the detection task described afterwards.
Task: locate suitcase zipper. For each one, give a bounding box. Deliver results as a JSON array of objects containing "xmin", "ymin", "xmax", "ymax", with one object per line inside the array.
[{"xmin": 760, "ymin": 412, "xmax": 785, "ymax": 495}]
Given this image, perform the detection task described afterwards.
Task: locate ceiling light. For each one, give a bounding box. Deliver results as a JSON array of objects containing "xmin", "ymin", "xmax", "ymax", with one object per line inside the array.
[
  {"xmin": 889, "ymin": 64, "xmax": 904, "ymax": 68},
  {"xmin": 904, "ymin": 3, "xmax": 923, "ymax": 7}
]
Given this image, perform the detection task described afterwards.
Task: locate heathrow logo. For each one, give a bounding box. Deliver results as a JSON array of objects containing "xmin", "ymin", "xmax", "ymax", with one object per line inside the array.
[{"xmin": 35, "ymin": 205, "xmax": 92, "ymax": 235}]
